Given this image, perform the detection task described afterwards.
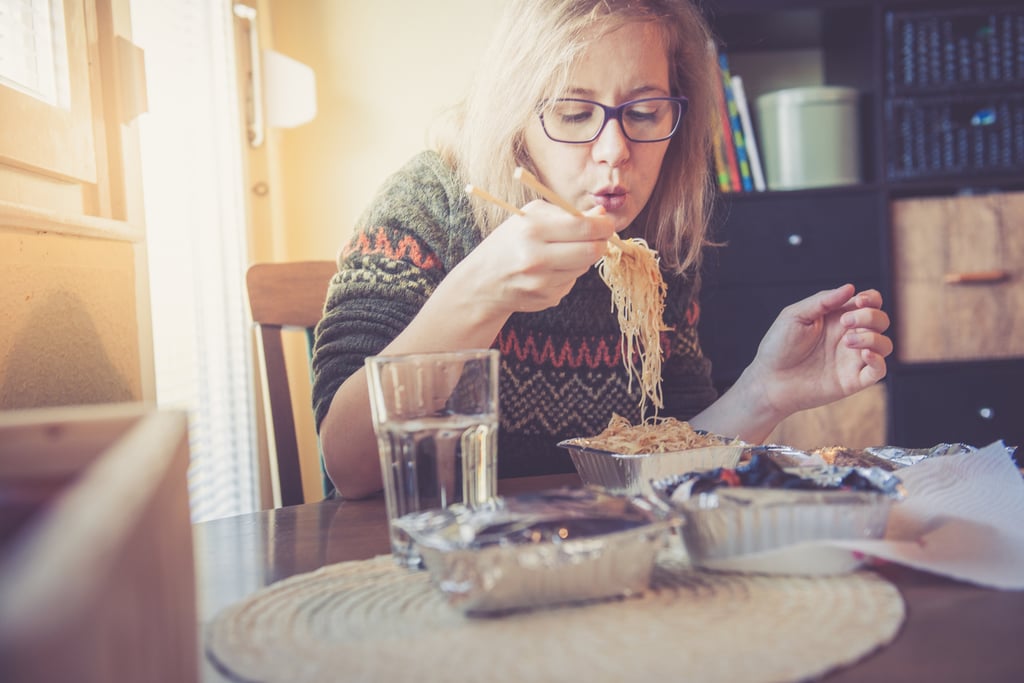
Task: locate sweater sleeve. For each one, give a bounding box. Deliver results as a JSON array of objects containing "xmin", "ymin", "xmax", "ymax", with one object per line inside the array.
[{"xmin": 310, "ymin": 151, "xmax": 475, "ymax": 431}]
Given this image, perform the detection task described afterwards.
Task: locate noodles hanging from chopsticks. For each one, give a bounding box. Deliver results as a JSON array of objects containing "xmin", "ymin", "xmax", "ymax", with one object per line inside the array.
[
  {"xmin": 468, "ymin": 169, "xmax": 669, "ymax": 416},
  {"xmin": 596, "ymin": 235, "xmax": 667, "ymax": 416}
]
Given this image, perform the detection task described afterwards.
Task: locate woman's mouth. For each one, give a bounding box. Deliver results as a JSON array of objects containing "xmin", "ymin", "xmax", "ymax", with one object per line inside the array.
[{"xmin": 592, "ymin": 189, "xmax": 627, "ymax": 211}]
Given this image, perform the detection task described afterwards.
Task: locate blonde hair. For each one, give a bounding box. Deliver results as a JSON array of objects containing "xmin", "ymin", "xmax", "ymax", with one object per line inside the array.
[{"xmin": 433, "ymin": 0, "xmax": 719, "ymax": 275}]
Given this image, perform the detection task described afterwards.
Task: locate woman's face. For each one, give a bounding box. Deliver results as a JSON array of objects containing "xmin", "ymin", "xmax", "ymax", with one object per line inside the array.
[{"xmin": 524, "ymin": 21, "xmax": 673, "ymax": 232}]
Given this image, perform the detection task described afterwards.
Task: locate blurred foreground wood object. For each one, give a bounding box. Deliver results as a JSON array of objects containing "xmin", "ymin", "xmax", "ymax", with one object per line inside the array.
[{"xmin": 0, "ymin": 404, "xmax": 196, "ymax": 683}]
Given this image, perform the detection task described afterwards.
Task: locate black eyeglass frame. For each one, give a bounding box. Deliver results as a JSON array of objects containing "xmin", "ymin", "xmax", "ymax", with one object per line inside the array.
[{"xmin": 537, "ymin": 95, "xmax": 689, "ymax": 144}]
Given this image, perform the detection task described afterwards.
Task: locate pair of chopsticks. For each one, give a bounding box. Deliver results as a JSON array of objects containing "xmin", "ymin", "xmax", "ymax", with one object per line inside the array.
[{"xmin": 467, "ymin": 168, "xmax": 629, "ymax": 250}]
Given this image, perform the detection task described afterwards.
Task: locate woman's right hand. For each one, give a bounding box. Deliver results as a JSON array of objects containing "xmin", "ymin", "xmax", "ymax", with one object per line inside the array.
[{"xmin": 452, "ymin": 200, "xmax": 617, "ymax": 315}]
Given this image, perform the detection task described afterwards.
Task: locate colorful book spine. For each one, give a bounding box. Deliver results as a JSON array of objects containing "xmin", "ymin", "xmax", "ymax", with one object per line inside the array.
[
  {"xmin": 719, "ymin": 52, "xmax": 754, "ymax": 192},
  {"xmin": 711, "ymin": 110, "xmax": 732, "ymax": 191},
  {"xmin": 729, "ymin": 74, "xmax": 766, "ymax": 192},
  {"xmin": 711, "ymin": 47, "xmax": 741, "ymax": 192}
]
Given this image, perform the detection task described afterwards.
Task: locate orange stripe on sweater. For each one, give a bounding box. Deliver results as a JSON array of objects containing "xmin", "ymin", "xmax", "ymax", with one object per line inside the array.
[{"xmin": 342, "ymin": 227, "xmax": 442, "ymax": 270}]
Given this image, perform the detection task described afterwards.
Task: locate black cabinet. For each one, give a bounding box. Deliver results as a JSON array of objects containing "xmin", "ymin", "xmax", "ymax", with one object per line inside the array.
[
  {"xmin": 698, "ymin": 0, "xmax": 1024, "ymax": 452},
  {"xmin": 700, "ymin": 189, "xmax": 885, "ymax": 387},
  {"xmin": 889, "ymin": 362, "xmax": 1023, "ymax": 464}
]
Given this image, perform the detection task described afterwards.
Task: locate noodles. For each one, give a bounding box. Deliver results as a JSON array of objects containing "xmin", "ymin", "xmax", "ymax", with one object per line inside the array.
[
  {"xmin": 468, "ymin": 172, "xmax": 670, "ymax": 416},
  {"xmin": 582, "ymin": 414, "xmax": 729, "ymax": 454},
  {"xmin": 597, "ymin": 237, "xmax": 668, "ymax": 417}
]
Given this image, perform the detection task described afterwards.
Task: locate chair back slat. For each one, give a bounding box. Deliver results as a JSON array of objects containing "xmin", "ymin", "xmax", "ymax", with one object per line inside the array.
[
  {"xmin": 246, "ymin": 260, "xmax": 337, "ymax": 328},
  {"xmin": 246, "ymin": 260, "xmax": 336, "ymax": 507}
]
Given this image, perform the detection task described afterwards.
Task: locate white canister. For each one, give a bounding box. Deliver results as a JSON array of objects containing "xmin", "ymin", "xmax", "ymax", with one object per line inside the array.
[{"xmin": 756, "ymin": 86, "xmax": 861, "ymax": 190}]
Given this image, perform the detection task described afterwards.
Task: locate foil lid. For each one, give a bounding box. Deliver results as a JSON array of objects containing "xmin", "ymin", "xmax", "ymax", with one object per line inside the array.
[
  {"xmin": 392, "ymin": 488, "xmax": 674, "ymax": 615},
  {"xmin": 864, "ymin": 442, "xmax": 1005, "ymax": 467},
  {"xmin": 649, "ymin": 453, "xmax": 906, "ymax": 509},
  {"xmin": 754, "ymin": 441, "xmax": 1015, "ymax": 470},
  {"xmin": 395, "ymin": 487, "xmax": 668, "ymax": 551}
]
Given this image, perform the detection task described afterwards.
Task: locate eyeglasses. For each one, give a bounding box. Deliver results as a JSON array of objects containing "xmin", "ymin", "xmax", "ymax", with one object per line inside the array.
[{"xmin": 537, "ymin": 96, "xmax": 688, "ymax": 144}]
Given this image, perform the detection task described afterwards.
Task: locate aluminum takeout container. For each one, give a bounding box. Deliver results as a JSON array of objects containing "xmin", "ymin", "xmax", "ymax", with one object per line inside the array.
[
  {"xmin": 557, "ymin": 438, "xmax": 745, "ymax": 496},
  {"xmin": 649, "ymin": 457, "xmax": 905, "ymax": 575},
  {"xmin": 391, "ymin": 487, "xmax": 675, "ymax": 616}
]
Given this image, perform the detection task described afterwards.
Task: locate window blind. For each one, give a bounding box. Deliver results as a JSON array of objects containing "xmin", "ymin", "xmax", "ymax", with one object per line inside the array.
[{"xmin": 131, "ymin": 0, "xmax": 258, "ymax": 522}]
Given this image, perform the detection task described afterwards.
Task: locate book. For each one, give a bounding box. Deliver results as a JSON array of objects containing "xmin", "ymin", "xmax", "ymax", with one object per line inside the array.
[
  {"xmin": 711, "ymin": 45, "xmax": 741, "ymax": 192},
  {"xmin": 729, "ymin": 75, "xmax": 767, "ymax": 191},
  {"xmin": 710, "ymin": 108, "xmax": 732, "ymax": 191},
  {"xmin": 719, "ymin": 52, "xmax": 753, "ymax": 192}
]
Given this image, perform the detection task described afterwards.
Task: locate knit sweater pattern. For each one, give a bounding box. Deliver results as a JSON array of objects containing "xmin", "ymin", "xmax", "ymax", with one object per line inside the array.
[{"xmin": 312, "ymin": 151, "xmax": 717, "ymax": 478}]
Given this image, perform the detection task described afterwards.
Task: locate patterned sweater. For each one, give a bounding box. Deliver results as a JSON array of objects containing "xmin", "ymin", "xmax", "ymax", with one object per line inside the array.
[{"xmin": 311, "ymin": 151, "xmax": 717, "ymax": 479}]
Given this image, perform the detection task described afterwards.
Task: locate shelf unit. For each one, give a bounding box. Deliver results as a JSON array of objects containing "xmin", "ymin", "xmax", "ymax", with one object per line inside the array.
[{"xmin": 697, "ymin": 0, "xmax": 1024, "ymax": 461}]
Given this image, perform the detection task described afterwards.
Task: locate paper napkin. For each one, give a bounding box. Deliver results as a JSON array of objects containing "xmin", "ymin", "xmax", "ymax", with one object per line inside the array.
[{"xmin": 831, "ymin": 441, "xmax": 1024, "ymax": 590}]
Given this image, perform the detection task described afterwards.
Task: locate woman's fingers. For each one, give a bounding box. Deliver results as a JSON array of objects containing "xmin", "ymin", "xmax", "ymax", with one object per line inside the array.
[{"xmin": 860, "ymin": 349, "xmax": 888, "ymax": 384}]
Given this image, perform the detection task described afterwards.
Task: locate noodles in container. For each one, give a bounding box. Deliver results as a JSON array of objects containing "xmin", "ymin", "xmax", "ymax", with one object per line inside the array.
[
  {"xmin": 558, "ymin": 414, "xmax": 746, "ymax": 495},
  {"xmin": 391, "ymin": 487, "xmax": 675, "ymax": 616},
  {"xmin": 650, "ymin": 453, "xmax": 905, "ymax": 575}
]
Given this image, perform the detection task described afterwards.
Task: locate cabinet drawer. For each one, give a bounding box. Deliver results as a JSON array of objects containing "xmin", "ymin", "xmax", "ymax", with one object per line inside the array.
[
  {"xmin": 889, "ymin": 363, "xmax": 1023, "ymax": 465},
  {"xmin": 708, "ymin": 191, "xmax": 884, "ymax": 286},
  {"xmin": 891, "ymin": 192, "xmax": 1024, "ymax": 362}
]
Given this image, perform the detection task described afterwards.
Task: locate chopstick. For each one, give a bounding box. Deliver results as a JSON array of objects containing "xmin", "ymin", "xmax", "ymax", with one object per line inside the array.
[
  {"xmin": 465, "ymin": 184, "xmax": 525, "ymax": 217},
  {"xmin": 465, "ymin": 167, "xmax": 628, "ymax": 250},
  {"xmin": 513, "ymin": 167, "xmax": 584, "ymax": 217}
]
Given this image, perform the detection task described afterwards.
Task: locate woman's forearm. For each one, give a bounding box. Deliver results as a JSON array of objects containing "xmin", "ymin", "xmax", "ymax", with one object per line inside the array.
[
  {"xmin": 319, "ymin": 263, "xmax": 512, "ymax": 498},
  {"xmin": 687, "ymin": 364, "xmax": 786, "ymax": 444}
]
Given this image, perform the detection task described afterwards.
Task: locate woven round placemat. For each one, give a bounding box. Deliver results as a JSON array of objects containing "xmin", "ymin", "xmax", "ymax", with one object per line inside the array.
[{"xmin": 206, "ymin": 553, "xmax": 904, "ymax": 683}]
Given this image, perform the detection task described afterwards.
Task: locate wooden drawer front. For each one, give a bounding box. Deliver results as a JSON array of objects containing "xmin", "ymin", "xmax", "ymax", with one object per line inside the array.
[
  {"xmin": 709, "ymin": 192, "xmax": 883, "ymax": 286},
  {"xmin": 889, "ymin": 364, "xmax": 1023, "ymax": 465},
  {"xmin": 891, "ymin": 192, "xmax": 1024, "ymax": 363}
]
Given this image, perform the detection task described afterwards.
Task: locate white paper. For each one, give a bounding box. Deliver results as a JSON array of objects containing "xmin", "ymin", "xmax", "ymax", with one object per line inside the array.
[{"xmin": 828, "ymin": 441, "xmax": 1024, "ymax": 590}]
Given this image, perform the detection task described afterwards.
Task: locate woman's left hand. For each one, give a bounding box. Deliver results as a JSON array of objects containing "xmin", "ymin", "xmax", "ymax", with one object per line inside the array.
[{"xmin": 748, "ymin": 283, "xmax": 893, "ymax": 417}]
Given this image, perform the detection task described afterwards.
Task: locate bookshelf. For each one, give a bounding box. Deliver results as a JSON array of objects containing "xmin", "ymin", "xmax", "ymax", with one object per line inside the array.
[{"xmin": 698, "ymin": 0, "xmax": 1024, "ymax": 459}]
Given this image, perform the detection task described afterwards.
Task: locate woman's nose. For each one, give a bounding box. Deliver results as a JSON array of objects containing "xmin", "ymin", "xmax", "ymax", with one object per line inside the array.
[{"xmin": 590, "ymin": 118, "xmax": 630, "ymax": 166}]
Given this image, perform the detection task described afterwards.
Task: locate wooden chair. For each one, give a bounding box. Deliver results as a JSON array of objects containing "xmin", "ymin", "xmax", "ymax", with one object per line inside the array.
[{"xmin": 246, "ymin": 260, "xmax": 337, "ymax": 507}]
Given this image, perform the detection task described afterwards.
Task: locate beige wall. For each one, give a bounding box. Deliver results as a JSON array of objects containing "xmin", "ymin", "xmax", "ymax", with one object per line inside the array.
[
  {"xmin": 267, "ymin": 0, "xmax": 502, "ymax": 260},
  {"xmin": 0, "ymin": 231, "xmax": 142, "ymax": 409}
]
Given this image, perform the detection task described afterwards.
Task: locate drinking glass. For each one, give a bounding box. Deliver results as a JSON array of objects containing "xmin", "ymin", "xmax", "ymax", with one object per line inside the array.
[{"xmin": 365, "ymin": 349, "xmax": 500, "ymax": 568}]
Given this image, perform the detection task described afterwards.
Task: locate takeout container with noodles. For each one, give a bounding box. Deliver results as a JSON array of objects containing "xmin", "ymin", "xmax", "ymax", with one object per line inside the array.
[
  {"xmin": 649, "ymin": 453, "xmax": 905, "ymax": 576},
  {"xmin": 557, "ymin": 415, "xmax": 746, "ymax": 496},
  {"xmin": 390, "ymin": 487, "xmax": 675, "ymax": 615}
]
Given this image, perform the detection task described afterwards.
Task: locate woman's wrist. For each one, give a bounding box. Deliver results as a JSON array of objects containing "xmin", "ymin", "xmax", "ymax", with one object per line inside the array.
[
  {"xmin": 692, "ymin": 364, "xmax": 787, "ymax": 444},
  {"xmin": 418, "ymin": 259, "xmax": 512, "ymax": 346}
]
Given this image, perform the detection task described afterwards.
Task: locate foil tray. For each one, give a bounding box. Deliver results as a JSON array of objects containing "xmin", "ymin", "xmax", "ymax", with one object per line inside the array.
[
  {"xmin": 557, "ymin": 440, "xmax": 745, "ymax": 496},
  {"xmin": 649, "ymin": 460, "xmax": 905, "ymax": 575},
  {"xmin": 391, "ymin": 487, "xmax": 675, "ymax": 616}
]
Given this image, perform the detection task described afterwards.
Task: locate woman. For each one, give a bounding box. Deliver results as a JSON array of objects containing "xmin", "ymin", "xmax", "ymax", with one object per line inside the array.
[{"xmin": 312, "ymin": 0, "xmax": 892, "ymax": 498}]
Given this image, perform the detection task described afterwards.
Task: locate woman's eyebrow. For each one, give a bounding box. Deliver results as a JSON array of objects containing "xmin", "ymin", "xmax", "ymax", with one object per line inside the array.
[{"xmin": 565, "ymin": 84, "xmax": 670, "ymax": 99}]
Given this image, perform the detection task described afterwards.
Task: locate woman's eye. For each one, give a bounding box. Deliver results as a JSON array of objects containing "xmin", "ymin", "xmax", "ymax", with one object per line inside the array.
[
  {"xmin": 555, "ymin": 109, "xmax": 594, "ymax": 125},
  {"xmin": 625, "ymin": 108, "xmax": 658, "ymax": 123}
]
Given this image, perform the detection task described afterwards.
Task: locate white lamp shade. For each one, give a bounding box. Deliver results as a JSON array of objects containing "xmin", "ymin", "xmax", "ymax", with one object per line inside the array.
[{"xmin": 261, "ymin": 48, "xmax": 317, "ymax": 129}]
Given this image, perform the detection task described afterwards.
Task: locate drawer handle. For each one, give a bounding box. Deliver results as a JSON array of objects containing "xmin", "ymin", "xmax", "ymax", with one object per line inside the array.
[
  {"xmin": 787, "ymin": 234, "xmax": 803, "ymax": 247},
  {"xmin": 978, "ymin": 407, "xmax": 994, "ymax": 420},
  {"xmin": 943, "ymin": 269, "xmax": 1010, "ymax": 284}
]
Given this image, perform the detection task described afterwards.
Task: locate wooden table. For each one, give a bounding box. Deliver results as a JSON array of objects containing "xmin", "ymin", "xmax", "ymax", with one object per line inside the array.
[{"xmin": 194, "ymin": 474, "xmax": 1023, "ymax": 682}]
